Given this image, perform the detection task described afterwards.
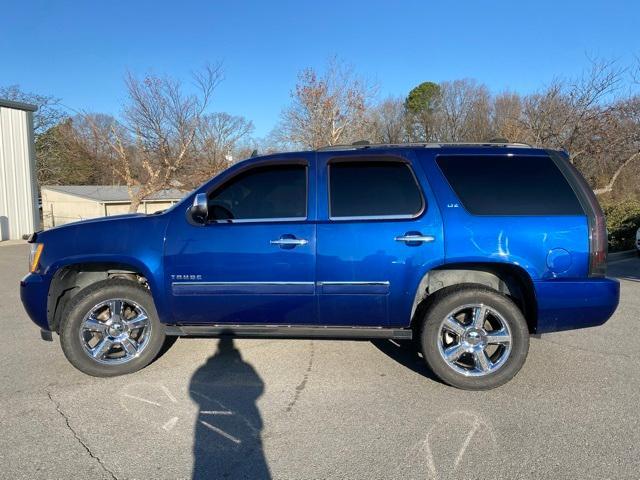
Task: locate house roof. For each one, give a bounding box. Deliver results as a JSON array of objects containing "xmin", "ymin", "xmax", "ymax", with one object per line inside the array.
[{"xmin": 42, "ymin": 185, "xmax": 186, "ymax": 203}]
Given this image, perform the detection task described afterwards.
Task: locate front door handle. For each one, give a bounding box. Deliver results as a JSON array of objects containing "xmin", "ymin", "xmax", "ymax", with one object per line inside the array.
[
  {"xmin": 394, "ymin": 233, "xmax": 435, "ymax": 244},
  {"xmin": 270, "ymin": 236, "xmax": 308, "ymax": 248}
]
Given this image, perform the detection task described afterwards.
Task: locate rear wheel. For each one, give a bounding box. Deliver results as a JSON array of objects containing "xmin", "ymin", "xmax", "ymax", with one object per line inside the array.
[
  {"xmin": 420, "ymin": 286, "xmax": 529, "ymax": 390},
  {"xmin": 60, "ymin": 279, "xmax": 165, "ymax": 377}
]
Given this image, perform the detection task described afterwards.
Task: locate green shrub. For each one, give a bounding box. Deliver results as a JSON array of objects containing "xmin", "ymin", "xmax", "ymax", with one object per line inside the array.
[{"xmin": 603, "ymin": 200, "xmax": 640, "ymax": 252}]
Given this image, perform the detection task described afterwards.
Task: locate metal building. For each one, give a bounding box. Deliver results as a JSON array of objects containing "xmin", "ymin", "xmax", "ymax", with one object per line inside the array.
[{"xmin": 0, "ymin": 99, "xmax": 39, "ymax": 240}]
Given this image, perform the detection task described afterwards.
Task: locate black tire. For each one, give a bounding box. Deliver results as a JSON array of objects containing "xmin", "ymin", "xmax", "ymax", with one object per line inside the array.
[
  {"xmin": 59, "ymin": 279, "xmax": 166, "ymax": 377},
  {"xmin": 419, "ymin": 285, "xmax": 529, "ymax": 390}
]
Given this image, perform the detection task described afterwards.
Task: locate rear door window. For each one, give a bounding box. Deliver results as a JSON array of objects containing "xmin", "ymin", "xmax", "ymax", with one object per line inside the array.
[
  {"xmin": 329, "ymin": 160, "xmax": 424, "ymax": 218},
  {"xmin": 436, "ymin": 155, "xmax": 584, "ymax": 215}
]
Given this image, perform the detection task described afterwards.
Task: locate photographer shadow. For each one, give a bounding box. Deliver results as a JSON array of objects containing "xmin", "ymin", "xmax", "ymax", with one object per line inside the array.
[{"xmin": 190, "ymin": 336, "xmax": 270, "ymax": 479}]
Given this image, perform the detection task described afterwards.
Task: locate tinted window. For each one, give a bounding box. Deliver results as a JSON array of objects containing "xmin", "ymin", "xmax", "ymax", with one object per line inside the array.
[
  {"xmin": 330, "ymin": 160, "xmax": 424, "ymax": 218},
  {"xmin": 207, "ymin": 164, "xmax": 306, "ymax": 221},
  {"xmin": 436, "ymin": 155, "xmax": 584, "ymax": 215}
]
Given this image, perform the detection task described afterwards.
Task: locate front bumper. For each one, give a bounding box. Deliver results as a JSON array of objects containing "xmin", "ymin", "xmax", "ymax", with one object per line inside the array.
[
  {"xmin": 20, "ymin": 273, "xmax": 50, "ymax": 330},
  {"xmin": 534, "ymin": 277, "xmax": 620, "ymax": 333}
]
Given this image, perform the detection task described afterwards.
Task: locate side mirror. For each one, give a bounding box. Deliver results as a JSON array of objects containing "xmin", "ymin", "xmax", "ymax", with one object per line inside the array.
[{"xmin": 190, "ymin": 193, "xmax": 208, "ymax": 224}]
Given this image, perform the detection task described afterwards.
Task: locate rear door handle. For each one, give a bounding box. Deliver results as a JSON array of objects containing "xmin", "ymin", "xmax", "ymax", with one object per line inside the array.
[
  {"xmin": 270, "ymin": 236, "xmax": 308, "ymax": 248},
  {"xmin": 394, "ymin": 233, "xmax": 435, "ymax": 244},
  {"xmin": 270, "ymin": 238, "xmax": 308, "ymax": 246}
]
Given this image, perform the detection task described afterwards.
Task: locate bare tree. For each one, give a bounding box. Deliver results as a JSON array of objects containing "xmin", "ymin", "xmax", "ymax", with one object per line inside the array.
[
  {"xmin": 492, "ymin": 92, "xmax": 526, "ymax": 142},
  {"xmin": 367, "ymin": 97, "xmax": 406, "ymax": 143},
  {"xmin": 434, "ymin": 79, "xmax": 492, "ymax": 142},
  {"xmin": 187, "ymin": 112, "xmax": 254, "ymax": 183},
  {"xmin": 0, "ymin": 85, "xmax": 65, "ymax": 135},
  {"xmin": 591, "ymin": 96, "xmax": 640, "ymax": 196},
  {"xmin": 519, "ymin": 59, "xmax": 625, "ymax": 155},
  {"xmin": 68, "ymin": 114, "xmax": 123, "ymax": 184},
  {"xmin": 84, "ymin": 64, "xmax": 223, "ymax": 212},
  {"xmin": 276, "ymin": 58, "xmax": 375, "ymax": 148}
]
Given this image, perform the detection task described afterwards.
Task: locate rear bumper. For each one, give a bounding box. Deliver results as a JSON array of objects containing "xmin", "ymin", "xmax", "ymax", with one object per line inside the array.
[
  {"xmin": 20, "ymin": 273, "xmax": 50, "ymax": 330},
  {"xmin": 534, "ymin": 277, "xmax": 620, "ymax": 333}
]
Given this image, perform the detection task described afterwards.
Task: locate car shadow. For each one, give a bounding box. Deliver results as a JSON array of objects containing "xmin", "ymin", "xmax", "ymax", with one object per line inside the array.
[
  {"xmin": 371, "ymin": 338, "xmax": 444, "ymax": 385},
  {"xmin": 149, "ymin": 336, "xmax": 179, "ymax": 365},
  {"xmin": 189, "ymin": 336, "xmax": 271, "ymax": 479}
]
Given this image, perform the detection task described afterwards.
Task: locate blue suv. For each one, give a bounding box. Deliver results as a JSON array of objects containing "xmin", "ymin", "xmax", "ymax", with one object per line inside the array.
[{"xmin": 20, "ymin": 143, "xmax": 620, "ymax": 389}]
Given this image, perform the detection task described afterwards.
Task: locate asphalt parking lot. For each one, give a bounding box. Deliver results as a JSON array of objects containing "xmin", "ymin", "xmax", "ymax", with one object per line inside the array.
[{"xmin": 1, "ymin": 242, "xmax": 639, "ymax": 480}]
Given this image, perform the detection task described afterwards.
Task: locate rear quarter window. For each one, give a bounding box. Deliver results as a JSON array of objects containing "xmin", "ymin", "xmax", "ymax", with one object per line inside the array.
[{"xmin": 436, "ymin": 155, "xmax": 584, "ymax": 216}]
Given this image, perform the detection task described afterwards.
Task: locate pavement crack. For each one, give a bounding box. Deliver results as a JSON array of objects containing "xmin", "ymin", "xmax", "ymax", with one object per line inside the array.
[
  {"xmin": 46, "ymin": 390, "xmax": 118, "ymax": 480},
  {"xmin": 286, "ymin": 340, "xmax": 315, "ymax": 412}
]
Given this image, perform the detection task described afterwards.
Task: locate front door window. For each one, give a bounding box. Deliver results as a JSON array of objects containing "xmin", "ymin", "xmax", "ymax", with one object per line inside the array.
[{"xmin": 207, "ymin": 164, "xmax": 307, "ymax": 222}]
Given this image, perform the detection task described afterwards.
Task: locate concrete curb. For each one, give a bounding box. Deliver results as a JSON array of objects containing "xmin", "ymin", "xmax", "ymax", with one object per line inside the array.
[{"xmin": 609, "ymin": 249, "xmax": 637, "ymax": 261}]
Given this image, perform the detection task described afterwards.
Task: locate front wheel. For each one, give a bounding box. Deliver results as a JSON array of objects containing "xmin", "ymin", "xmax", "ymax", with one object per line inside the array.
[
  {"xmin": 60, "ymin": 279, "xmax": 166, "ymax": 377},
  {"xmin": 420, "ymin": 286, "xmax": 529, "ymax": 390}
]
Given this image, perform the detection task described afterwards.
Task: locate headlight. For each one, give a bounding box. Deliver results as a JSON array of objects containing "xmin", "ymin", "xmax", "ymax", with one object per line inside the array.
[{"xmin": 29, "ymin": 243, "xmax": 44, "ymax": 273}]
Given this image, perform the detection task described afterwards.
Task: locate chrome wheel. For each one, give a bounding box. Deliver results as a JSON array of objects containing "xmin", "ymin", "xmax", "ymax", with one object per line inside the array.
[
  {"xmin": 437, "ymin": 303, "xmax": 512, "ymax": 377},
  {"xmin": 79, "ymin": 298, "xmax": 152, "ymax": 365}
]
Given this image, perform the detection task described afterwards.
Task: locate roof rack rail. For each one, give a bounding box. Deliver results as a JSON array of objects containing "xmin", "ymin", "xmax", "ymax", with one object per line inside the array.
[{"xmin": 316, "ymin": 141, "xmax": 533, "ymax": 151}]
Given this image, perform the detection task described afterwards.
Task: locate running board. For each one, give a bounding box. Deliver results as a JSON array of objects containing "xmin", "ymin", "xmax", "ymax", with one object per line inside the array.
[{"xmin": 164, "ymin": 324, "xmax": 412, "ymax": 340}]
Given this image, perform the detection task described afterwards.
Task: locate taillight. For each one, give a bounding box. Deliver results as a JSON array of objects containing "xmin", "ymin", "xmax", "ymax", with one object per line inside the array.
[{"xmin": 589, "ymin": 208, "xmax": 607, "ymax": 277}]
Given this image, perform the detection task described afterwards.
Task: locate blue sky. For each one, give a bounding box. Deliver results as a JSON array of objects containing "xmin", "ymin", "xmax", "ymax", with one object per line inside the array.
[{"xmin": 2, "ymin": 0, "xmax": 638, "ymax": 137}]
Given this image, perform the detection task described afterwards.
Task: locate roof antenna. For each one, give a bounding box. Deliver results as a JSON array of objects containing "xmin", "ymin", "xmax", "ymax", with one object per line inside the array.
[
  {"xmin": 352, "ymin": 140, "xmax": 370, "ymax": 146},
  {"xmin": 250, "ymin": 149, "xmax": 258, "ymax": 157}
]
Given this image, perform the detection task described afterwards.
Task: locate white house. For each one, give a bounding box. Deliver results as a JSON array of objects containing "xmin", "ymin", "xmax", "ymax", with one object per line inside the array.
[{"xmin": 40, "ymin": 185, "xmax": 185, "ymax": 228}]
